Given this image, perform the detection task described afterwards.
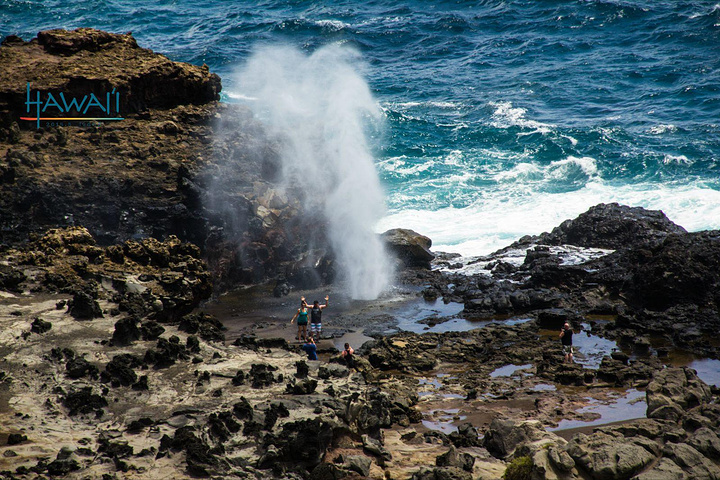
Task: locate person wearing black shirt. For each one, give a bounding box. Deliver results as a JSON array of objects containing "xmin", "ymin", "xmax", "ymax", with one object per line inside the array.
[
  {"xmin": 559, "ymin": 322, "xmax": 574, "ymax": 363},
  {"xmin": 308, "ymin": 295, "xmax": 329, "ymax": 339}
]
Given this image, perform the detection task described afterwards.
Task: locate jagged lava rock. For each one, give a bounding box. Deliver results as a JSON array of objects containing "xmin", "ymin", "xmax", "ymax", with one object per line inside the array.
[{"xmin": 537, "ymin": 203, "xmax": 686, "ymax": 250}]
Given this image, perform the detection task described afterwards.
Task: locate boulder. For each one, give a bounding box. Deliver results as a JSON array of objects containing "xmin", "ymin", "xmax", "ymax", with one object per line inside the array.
[
  {"xmin": 483, "ymin": 418, "xmax": 561, "ymax": 459},
  {"xmin": 68, "ymin": 291, "xmax": 103, "ymax": 319},
  {"xmin": 689, "ymin": 427, "xmax": 720, "ymax": 460},
  {"xmin": 63, "ymin": 387, "xmax": 107, "ymax": 416},
  {"xmin": 449, "ymin": 423, "xmax": 482, "ymax": 448},
  {"xmin": 318, "ymin": 364, "xmax": 349, "ymax": 379},
  {"xmin": 646, "ymin": 367, "xmax": 712, "ymax": 421},
  {"xmin": 178, "ymin": 312, "xmax": 226, "ymax": 342},
  {"xmin": 30, "ymin": 317, "xmax": 52, "ymax": 334},
  {"xmin": 263, "ymin": 418, "xmax": 334, "ymax": 468},
  {"xmin": 381, "ymin": 228, "xmax": 434, "ymax": 269},
  {"xmin": 663, "ymin": 442, "xmax": 720, "ymax": 480},
  {"xmin": 101, "ymin": 354, "xmax": 141, "ymax": 387},
  {"xmin": 111, "ymin": 317, "xmax": 140, "ymax": 345},
  {"xmin": 7, "ymin": 433, "xmax": 26, "ymax": 445},
  {"xmin": 436, "ymin": 446, "xmax": 475, "ymax": 472},
  {"xmin": 286, "ymin": 378, "xmax": 317, "ymax": 395},
  {"xmin": 140, "ymin": 321, "xmax": 165, "ymax": 341},
  {"xmin": 547, "ymin": 445, "xmax": 575, "ymax": 473},
  {"xmin": 566, "ymin": 432, "xmax": 657, "ymax": 480},
  {"xmin": 411, "ymin": 466, "xmax": 472, "ymax": 480},
  {"xmin": 65, "ymin": 356, "xmax": 98, "ymax": 379},
  {"xmin": 144, "ymin": 337, "xmax": 190, "ymax": 368},
  {"xmin": 532, "ymin": 448, "xmax": 574, "ymax": 480},
  {"xmin": 0, "ymin": 264, "xmax": 26, "ymax": 291},
  {"xmin": 362, "ymin": 434, "xmax": 392, "ymax": 461},
  {"xmin": 344, "ymin": 455, "xmax": 372, "ymax": 476},
  {"xmin": 633, "ymin": 458, "xmax": 686, "ymax": 480},
  {"xmin": 248, "ymin": 363, "xmax": 279, "ymax": 388}
]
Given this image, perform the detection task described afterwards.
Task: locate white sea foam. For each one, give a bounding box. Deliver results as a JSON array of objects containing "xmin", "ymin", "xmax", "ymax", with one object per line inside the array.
[
  {"xmin": 377, "ymin": 182, "xmax": 720, "ymax": 257},
  {"xmin": 494, "ymin": 162, "xmax": 543, "ymax": 182},
  {"xmin": 493, "ymin": 156, "xmax": 597, "ymax": 183},
  {"xmin": 379, "ymin": 157, "xmax": 435, "ymax": 175},
  {"xmin": 548, "ymin": 156, "xmax": 598, "ymax": 178},
  {"xmin": 314, "ymin": 19, "xmax": 349, "ymax": 31},
  {"xmin": 649, "ymin": 124, "xmax": 678, "ymax": 135},
  {"xmin": 444, "ymin": 150, "xmax": 463, "ymax": 165},
  {"xmin": 434, "ymin": 244, "xmax": 614, "ymax": 277},
  {"xmin": 562, "ymin": 135, "xmax": 579, "ymax": 146},
  {"xmin": 489, "ymin": 101, "xmax": 555, "ymax": 134},
  {"xmin": 384, "ymin": 100, "xmax": 462, "ymax": 110},
  {"xmin": 662, "ymin": 154, "xmax": 692, "ymax": 165},
  {"xmin": 688, "ymin": 3, "xmax": 720, "ymax": 19}
]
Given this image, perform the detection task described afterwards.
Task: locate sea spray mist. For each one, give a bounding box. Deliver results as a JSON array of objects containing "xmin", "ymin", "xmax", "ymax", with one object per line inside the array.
[{"xmin": 235, "ymin": 44, "xmax": 392, "ymax": 300}]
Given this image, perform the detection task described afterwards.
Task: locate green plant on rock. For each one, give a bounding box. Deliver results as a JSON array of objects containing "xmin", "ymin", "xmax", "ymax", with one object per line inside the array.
[{"xmin": 503, "ymin": 456, "xmax": 533, "ymax": 480}]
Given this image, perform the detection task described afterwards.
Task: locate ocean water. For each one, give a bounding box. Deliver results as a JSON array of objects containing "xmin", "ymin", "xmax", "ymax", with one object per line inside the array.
[{"xmin": 3, "ymin": 1, "xmax": 720, "ymax": 256}]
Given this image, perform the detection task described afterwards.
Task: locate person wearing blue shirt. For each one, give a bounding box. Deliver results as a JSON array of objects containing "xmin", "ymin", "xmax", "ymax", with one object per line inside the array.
[{"xmin": 301, "ymin": 337, "xmax": 318, "ymax": 361}]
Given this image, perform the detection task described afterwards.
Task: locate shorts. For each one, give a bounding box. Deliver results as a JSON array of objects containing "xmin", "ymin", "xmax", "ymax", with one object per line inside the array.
[
  {"xmin": 297, "ymin": 320, "xmax": 308, "ymax": 326},
  {"xmin": 310, "ymin": 322, "xmax": 322, "ymax": 333},
  {"xmin": 563, "ymin": 345, "xmax": 574, "ymax": 355}
]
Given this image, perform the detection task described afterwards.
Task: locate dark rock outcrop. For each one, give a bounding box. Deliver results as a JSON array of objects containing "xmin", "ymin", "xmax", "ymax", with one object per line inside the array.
[
  {"xmin": 262, "ymin": 418, "xmax": 334, "ymax": 468},
  {"xmin": 30, "ymin": 317, "xmax": 52, "ymax": 333},
  {"xmin": 68, "ymin": 290, "xmax": 103, "ymax": 319},
  {"xmin": 111, "ymin": 317, "xmax": 140, "ymax": 345},
  {"xmin": 178, "ymin": 312, "xmax": 225, "ymax": 342},
  {"xmin": 382, "ymin": 228, "xmax": 434, "ymax": 269},
  {"xmin": 101, "ymin": 354, "xmax": 142, "ymax": 387},
  {"xmin": 536, "ymin": 203, "xmax": 686, "ymax": 250},
  {"xmin": 63, "ymin": 387, "xmax": 107, "ymax": 416},
  {"xmin": 0, "ymin": 28, "xmax": 220, "ymax": 125}
]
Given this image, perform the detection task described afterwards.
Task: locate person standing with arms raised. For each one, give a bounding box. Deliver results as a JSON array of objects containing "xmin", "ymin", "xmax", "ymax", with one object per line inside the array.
[{"xmin": 309, "ymin": 295, "xmax": 329, "ymax": 339}]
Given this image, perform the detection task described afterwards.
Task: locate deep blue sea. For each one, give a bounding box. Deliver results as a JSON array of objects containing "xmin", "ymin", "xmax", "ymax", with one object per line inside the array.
[{"xmin": 3, "ymin": 1, "xmax": 720, "ymax": 255}]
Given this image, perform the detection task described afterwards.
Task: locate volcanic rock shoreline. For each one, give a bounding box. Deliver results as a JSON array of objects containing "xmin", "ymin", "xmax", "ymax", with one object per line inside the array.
[
  {"xmin": 0, "ymin": 28, "xmax": 331, "ymax": 293},
  {"xmin": 1, "ymin": 28, "xmax": 720, "ymax": 480}
]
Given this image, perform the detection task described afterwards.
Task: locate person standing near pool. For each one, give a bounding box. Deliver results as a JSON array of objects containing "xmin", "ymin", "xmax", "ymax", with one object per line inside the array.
[
  {"xmin": 291, "ymin": 299, "xmax": 310, "ymax": 342},
  {"xmin": 560, "ymin": 322, "xmax": 574, "ymax": 363}
]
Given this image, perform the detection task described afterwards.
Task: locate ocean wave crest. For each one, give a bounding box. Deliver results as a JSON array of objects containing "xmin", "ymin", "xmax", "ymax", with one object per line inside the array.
[{"xmin": 489, "ymin": 101, "xmax": 554, "ymax": 134}]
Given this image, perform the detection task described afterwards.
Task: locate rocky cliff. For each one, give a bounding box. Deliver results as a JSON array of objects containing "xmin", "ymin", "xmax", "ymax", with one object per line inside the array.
[{"xmin": 0, "ymin": 28, "xmax": 330, "ymax": 292}]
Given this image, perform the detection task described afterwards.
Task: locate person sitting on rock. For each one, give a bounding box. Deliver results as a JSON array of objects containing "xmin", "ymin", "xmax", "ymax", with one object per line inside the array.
[
  {"xmin": 309, "ymin": 295, "xmax": 329, "ymax": 339},
  {"xmin": 340, "ymin": 342, "xmax": 355, "ymax": 368},
  {"xmin": 301, "ymin": 337, "xmax": 318, "ymax": 361},
  {"xmin": 291, "ymin": 299, "xmax": 310, "ymax": 342},
  {"xmin": 560, "ymin": 322, "xmax": 575, "ymax": 363}
]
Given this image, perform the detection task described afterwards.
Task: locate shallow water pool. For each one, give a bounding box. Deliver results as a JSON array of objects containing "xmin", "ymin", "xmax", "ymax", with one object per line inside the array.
[
  {"xmin": 549, "ymin": 388, "xmax": 646, "ymax": 431},
  {"xmin": 489, "ymin": 363, "xmax": 533, "ymax": 378}
]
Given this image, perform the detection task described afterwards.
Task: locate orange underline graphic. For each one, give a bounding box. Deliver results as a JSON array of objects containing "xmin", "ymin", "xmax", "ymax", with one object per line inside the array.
[{"xmin": 20, "ymin": 117, "xmax": 124, "ymax": 121}]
